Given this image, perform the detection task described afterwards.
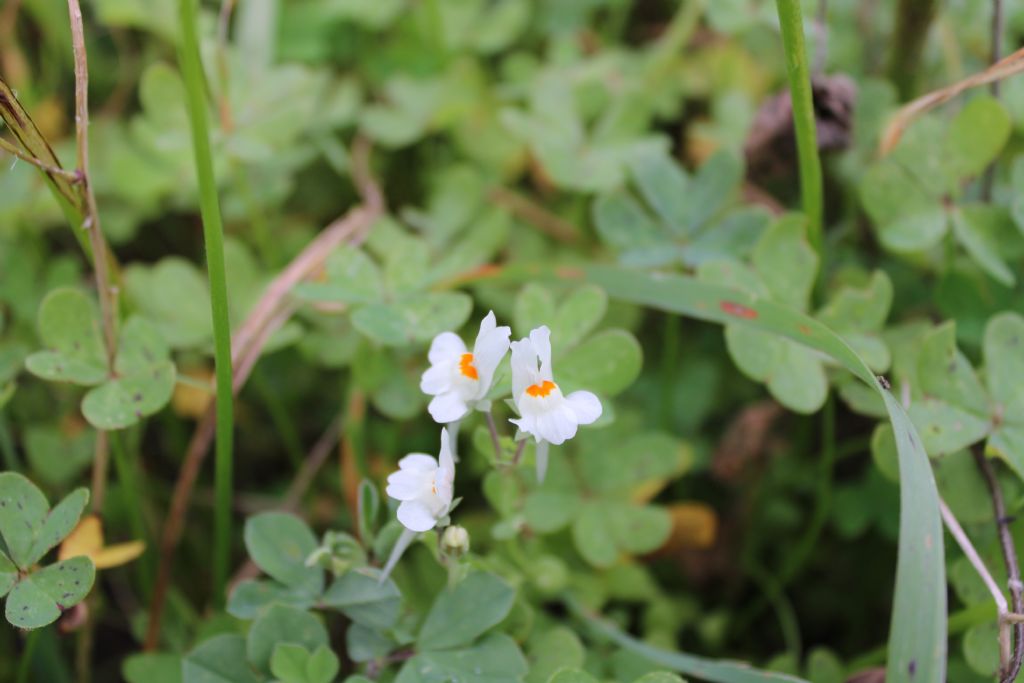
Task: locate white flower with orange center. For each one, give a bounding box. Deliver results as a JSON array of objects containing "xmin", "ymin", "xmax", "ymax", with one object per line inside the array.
[
  {"xmin": 420, "ymin": 311, "xmax": 511, "ymax": 424},
  {"xmin": 385, "ymin": 427, "xmax": 456, "ymax": 532},
  {"xmin": 509, "ymin": 326, "xmax": 602, "ymax": 479}
]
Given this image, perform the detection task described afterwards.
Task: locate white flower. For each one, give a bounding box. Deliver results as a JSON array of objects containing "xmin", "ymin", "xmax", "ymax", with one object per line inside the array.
[
  {"xmin": 509, "ymin": 326, "xmax": 602, "ymax": 445},
  {"xmin": 385, "ymin": 428, "xmax": 456, "ymax": 532},
  {"xmin": 420, "ymin": 311, "xmax": 511, "ymax": 424}
]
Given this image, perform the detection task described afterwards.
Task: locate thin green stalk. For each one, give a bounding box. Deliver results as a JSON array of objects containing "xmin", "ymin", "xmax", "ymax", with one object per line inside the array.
[
  {"xmin": 15, "ymin": 629, "xmax": 41, "ymax": 683},
  {"xmin": 110, "ymin": 433, "xmax": 152, "ymax": 596},
  {"xmin": 775, "ymin": 0, "xmax": 824, "ymax": 254},
  {"xmin": 178, "ymin": 0, "xmax": 235, "ymax": 606}
]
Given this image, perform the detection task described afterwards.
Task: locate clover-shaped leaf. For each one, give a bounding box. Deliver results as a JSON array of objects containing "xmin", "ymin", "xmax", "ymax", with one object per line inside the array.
[
  {"xmin": 25, "ymin": 288, "xmax": 107, "ymax": 385},
  {"xmin": 593, "ymin": 147, "xmax": 757, "ymax": 267},
  {"xmin": 82, "ymin": 317, "xmax": 176, "ymax": 430},
  {"xmin": 983, "ymin": 313, "xmax": 1024, "ymax": 480},
  {"xmin": 0, "ymin": 473, "xmax": 94, "ymax": 629},
  {"xmin": 321, "ymin": 567, "xmax": 402, "ymax": 631},
  {"xmin": 6, "ymin": 557, "xmax": 95, "ymax": 629},
  {"xmin": 523, "ymin": 432, "xmax": 685, "ymax": 567},
  {"xmin": 247, "ymin": 604, "xmax": 329, "ymax": 675},
  {"xmin": 25, "ymin": 289, "xmax": 177, "ymax": 430},
  {"xmin": 229, "ymin": 512, "xmax": 323, "ymax": 618},
  {"xmin": 351, "ymin": 292, "xmax": 473, "ymax": 347},
  {"xmin": 396, "ymin": 633, "xmax": 528, "ymax": 683},
  {"xmin": 417, "ymin": 571, "xmax": 515, "ymax": 651},
  {"xmin": 271, "ymin": 643, "xmax": 340, "ymax": 683}
]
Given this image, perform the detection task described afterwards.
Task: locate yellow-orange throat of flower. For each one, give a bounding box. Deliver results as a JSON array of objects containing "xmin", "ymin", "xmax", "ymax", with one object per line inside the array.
[
  {"xmin": 526, "ymin": 380, "xmax": 557, "ymax": 398},
  {"xmin": 459, "ymin": 353, "xmax": 479, "ymax": 380}
]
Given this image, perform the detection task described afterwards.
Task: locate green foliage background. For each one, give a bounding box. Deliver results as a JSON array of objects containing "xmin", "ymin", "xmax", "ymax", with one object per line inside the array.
[{"xmin": 3, "ymin": 0, "xmax": 1024, "ymax": 682}]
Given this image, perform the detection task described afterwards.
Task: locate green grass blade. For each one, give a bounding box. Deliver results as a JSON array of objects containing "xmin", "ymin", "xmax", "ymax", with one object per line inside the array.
[
  {"xmin": 774, "ymin": 0, "xmax": 824, "ymax": 253},
  {"xmin": 585, "ymin": 265, "xmax": 946, "ymax": 683},
  {"xmin": 568, "ymin": 596, "xmax": 808, "ymax": 683},
  {"xmin": 177, "ymin": 0, "xmax": 235, "ymax": 605}
]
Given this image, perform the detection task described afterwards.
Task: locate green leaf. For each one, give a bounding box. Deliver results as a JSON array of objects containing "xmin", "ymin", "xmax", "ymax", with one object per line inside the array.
[
  {"xmin": 243, "ymin": 512, "xmax": 323, "ymax": 593},
  {"xmin": 803, "ymin": 648, "xmax": 843, "ymax": 683},
  {"xmin": 270, "ymin": 643, "xmax": 310, "ymax": 683},
  {"xmin": 951, "ymin": 206, "xmax": 1015, "ymax": 287},
  {"xmin": 908, "ymin": 398, "xmax": 990, "ymax": 456},
  {"xmin": 585, "ymin": 265, "xmax": 945, "ymax": 683},
  {"xmin": 417, "ymin": 571, "xmax": 516, "ymax": 650},
  {"xmin": 963, "ymin": 620, "xmax": 1000, "ymax": 678},
  {"xmin": 608, "ymin": 503, "xmax": 672, "ymax": 555},
  {"xmin": 548, "ymin": 670, "xmax": 599, "ymax": 683},
  {"xmin": 816, "ymin": 271, "xmax": 893, "ymax": 332},
  {"xmin": 5, "ymin": 557, "xmax": 95, "ymax": 629},
  {"xmin": 751, "ymin": 214, "xmax": 818, "ymax": 310},
  {"xmin": 124, "ymin": 258, "xmax": 212, "ymax": 349},
  {"xmin": 28, "ymin": 487, "xmax": 89, "ymax": 566},
  {"xmin": 524, "ymin": 491, "xmax": 581, "ymax": 534},
  {"xmin": 357, "ymin": 479, "xmax": 380, "ymax": 544},
  {"xmin": 570, "ymin": 596, "xmax": 805, "ymax": 683},
  {"xmin": 917, "ymin": 322, "xmax": 989, "ymax": 413},
  {"xmin": 247, "ymin": 604, "xmax": 328, "ymax": 674},
  {"xmin": 631, "ymin": 674, "xmax": 687, "ymax": 683},
  {"xmin": 321, "ymin": 568, "xmax": 401, "ymax": 630},
  {"xmin": 943, "ymin": 96, "xmax": 1010, "ymax": 182},
  {"xmin": 577, "ymin": 432, "xmax": 690, "ymax": 495},
  {"xmin": 0, "ymin": 472, "xmax": 50, "ymax": 568},
  {"xmin": 526, "ymin": 627, "xmax": 585, "ymax": 683},
  {"xmin": 183, "ymin": 634, "xmax": 263, "ymax": 683},
  {"xmin": 24, "ymin": 425, "xmax": 95, "ymax": 487},
  {"xmin": 352, "ymin": 293, "xmax": 472, "ymax": 347},
  {"xmin": 25, "ymin": 288, "xmax": 107, "ymax": 385},
  {"xmin": 558, "ymin": 329, "xmax": 642, "ymax": 396},
  {"xmin": 592, "ymin": 191, "xmax": 666, "ymax": 251},
  {"xmin": 860, "ymin": 160, "xmax": 947, "ymax": 253},
  {"xmin": 347, "ymin": 622, "xmax": 394, "ymax": 662},
  {"xmin": 514, "ymin": 284, "xmax": 556, "ymax": 339},
  {"xmin": 294, "ymin": 247, "xmax": 383, "ymax": 305},
  {"xmin": 572, "ymin": 503, "xmax": 619, "ymax": 568},
  {"xmin": 397, "ymin": 633, "xmax": 528, "ymax": 683},
  {"xmin": 0, "ymin": 552, "xmax": 17, "ymax": 598},
  {"xmin": 550, "ymin": 286, "xmax": 608, "ymax": 350},
  {"xmin": 684, "ymin": 150, "xmax": 743, "ymax": 232},
  {"xmin": 306, "ymin": 645, "xmax": 341, "ymax": 683},
  {"xmin": 81, "ymin": 317, "xmax": 176, "ymax": 430},
  {"xmin": 123, "ymin": 653, "xmax": 183, "ymax": 683},
  {"xmin": 983, "ymin": 312, "xmax": 1024, "ymax": 409},
  {"xmin": 628, "ymin": 147, "xmax": 690, "ymax": 234},
  {"xmin": 226, "ymin": 579, "xmax": 319, "ymax": 619},
  {"xmin": 725, "ymin": 327, "xmax": 827, "ymax": 414}
]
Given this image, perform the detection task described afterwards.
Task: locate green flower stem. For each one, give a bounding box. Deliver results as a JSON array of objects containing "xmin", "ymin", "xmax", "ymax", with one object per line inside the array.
[
  {"xmin": 15, "ymin": 629, "xmax": 41, "ymax": 683},
  {"xmin": 775, "ymin": 0, "xmax": 824, "ymax": 255},
  {"xmin": 178, "ymin": 0, "xmax": 235, "ymax": 606}
]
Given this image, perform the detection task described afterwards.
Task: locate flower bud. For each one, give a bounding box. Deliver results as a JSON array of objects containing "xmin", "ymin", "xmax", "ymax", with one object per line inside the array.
[{"xmin": 441, "ymin": 525, "xmax": 470, "ymax": 556}]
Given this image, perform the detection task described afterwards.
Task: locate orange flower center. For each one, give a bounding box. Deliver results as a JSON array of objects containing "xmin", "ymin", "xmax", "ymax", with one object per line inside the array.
[
  {"xmin": 526, "ymin": 380, "xmax": 557, "ymax": 398},
  {"xmin": 459, "ymin": 353, "xmax": 479, "ymax": 380}
]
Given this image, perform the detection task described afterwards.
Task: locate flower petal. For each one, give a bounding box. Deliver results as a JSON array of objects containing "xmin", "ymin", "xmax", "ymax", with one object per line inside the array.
[
  {"xmin": 510, "ymin": 338, "xmax": 538, "ymax": 403},
  {"xmin": 420, "ymin": 361, "xmax": 454, "ymax": 395},
  {"xmin": 566, "ymin": 390, "xmax": 602, "ymax": 425},
  {"xmin": 439, "ymin": 428, "xmax": 455, "ymax": 473},
  {"xmin": 535, "ymin": 402, "xmax": 578, "ymax": 445},
  {"xmin": 530, "ymin": 326, "xmax": 553, "ymax": 380},
  {"xmin": 398, "ymin": 453, "xmax": 438, "ymax": 471},
  {"xmin": 397, "ymin": 500, "xmax": 438, "ymax": 532},
  {"xmin": 428, "ymin": 391, "xmax": 470, "ymax": 424},
  {"xmin": 428, "ymin": 332, "xmax": 466, "ymax": 365},
  {"xmin": 472, "ymin": 317, "xmax": 511, "ymax": 399},
  {"xmin": 387, "ymin": 470, "xmax": 428, "ymax": 500}
]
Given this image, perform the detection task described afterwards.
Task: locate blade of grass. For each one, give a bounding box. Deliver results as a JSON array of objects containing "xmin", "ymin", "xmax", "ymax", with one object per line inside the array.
[
  {"xmin": 774, "ymin": 0, "xmax": 824, "ymax": 254},
  {"xmin": 567, "ymin": 595, "xmax": 809, "ymax": 683},
  {"xmin": 177, "ymin": 0, "xmax": 235, "ymax": 607},
  {"xmin": 584, "ymin": 265, "xmax": 946, "ymax": 683}
]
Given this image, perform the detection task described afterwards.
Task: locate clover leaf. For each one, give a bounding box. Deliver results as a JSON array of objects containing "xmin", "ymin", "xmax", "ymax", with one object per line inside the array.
[
  {"xmin": 25, "ymin": 288, "xmax": 176, "ymax": 430},
  {"xmin": 0, "ymin": 473, "xmax": 94, "ymax": 629}
]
